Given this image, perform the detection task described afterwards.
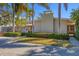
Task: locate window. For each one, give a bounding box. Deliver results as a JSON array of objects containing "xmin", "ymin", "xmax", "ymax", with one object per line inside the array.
[
  {"xmin": 67, "ymin": 25, "xmax": 74, "ymax": 34},
  {"xmin": 70, "ymin": 25, "xmax": 74, "ymax": 31}
]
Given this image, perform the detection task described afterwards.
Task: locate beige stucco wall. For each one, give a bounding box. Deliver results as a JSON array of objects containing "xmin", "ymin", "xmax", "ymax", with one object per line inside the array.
[
  {"xmin": 33, "ymin": 12, "xmax": 67, "ymax": 34},
  {"xmin": 33, "ymin": 13, "xmax": 54, "ymax": 33},
  {"xmin": 54, "ymin": 20, "xmax": 67, "ymax": 34},
  {"xmin": 60, "ymin": 22, "xmax": 67, "ymax": 34}
]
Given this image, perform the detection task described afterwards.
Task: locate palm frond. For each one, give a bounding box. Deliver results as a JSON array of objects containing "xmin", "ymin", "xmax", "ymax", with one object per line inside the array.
[
  {"xmin": 64, "ymin": 3, "xmax": 68, "ymax": 11},
  {"xmin": 38, "ymin": 3, "xmax": 50, "ymax": 10}
]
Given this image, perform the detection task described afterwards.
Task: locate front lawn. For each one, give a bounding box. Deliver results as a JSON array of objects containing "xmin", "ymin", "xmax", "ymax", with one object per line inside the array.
[{"xmin": 16, "ymin": 37, "xmax": 70, "ymax": 47}]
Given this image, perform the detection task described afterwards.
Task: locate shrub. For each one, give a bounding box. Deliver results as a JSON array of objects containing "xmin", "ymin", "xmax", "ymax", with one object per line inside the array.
[
  {"xmin": 74, "ymin": 31, "xmax": 79, "ymax": 41},
  {"xmin": 21, "ymin": 32, "xmax": 32, "ymax": 36},
  {"xmin": 74, "ymin": 34, "xmax": 79, "ymax": 41},
  {"xmin": 21, "ymin": 32, "xmax": 69, "ymax": 40},
  {"xmin": 48, "ymin": 33, "xmax": 69, "ymax": 40},
  {"xmin": 4, "ymin": 32, "xmax": 21, "ymax": 37},
  {"xmin": 21, "ymin": 32, "xmax": 49, "ymax": 38}
]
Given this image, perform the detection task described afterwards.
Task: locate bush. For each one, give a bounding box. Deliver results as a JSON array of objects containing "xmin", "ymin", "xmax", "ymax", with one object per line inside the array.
[
  {"xmin": 48, "ymin": 33, "xmax": 69, "ymax": 40},
  {"xmin": 4, "ymin": 32, "xmax": 21, "ymax": 37},
  {"xmin": 75, "ymin": 34, "xmax": 79, "ymax": 41},
  {"xmin": 21, "ymin": 32, "xmax": 69, "ymax": 40},
  {"xmin": 21, "ymin": 32, "xmax": 32, "ymax": 36},
  {"xmin": 21, "ymin": 32, "xmax": 49, "ymax": 38}
]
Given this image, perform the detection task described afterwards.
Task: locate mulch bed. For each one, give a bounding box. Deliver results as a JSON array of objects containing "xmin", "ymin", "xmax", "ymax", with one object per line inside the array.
[{"xmin": 0, "ymin": 32, "xmax": 5, "ymax": 36}]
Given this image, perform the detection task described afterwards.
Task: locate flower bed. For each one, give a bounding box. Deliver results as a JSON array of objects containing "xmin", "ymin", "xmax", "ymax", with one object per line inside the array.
[{"xmin": 0, "ymin": 32, "xmax": 5, "ymax": 36}]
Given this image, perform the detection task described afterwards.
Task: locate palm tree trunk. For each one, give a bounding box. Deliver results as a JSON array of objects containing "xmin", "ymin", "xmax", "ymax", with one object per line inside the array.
[
  {"xmin": 53, "ymin": 14, "xmax": 55, "ymax": 33},
  {"xmin": 32, "ymin": 3, "xmax": 34, "ymax": 33},
  {"xmin": 58, "ymin": 3, "xmax": 61, "ymax": 34},
  {"xmin": 12, "ymin": 4, "xmax": 15, "ymax": 32},
  {"xmin": 29, "ymin": 14, "xmax": 31, "ymax": 32}
]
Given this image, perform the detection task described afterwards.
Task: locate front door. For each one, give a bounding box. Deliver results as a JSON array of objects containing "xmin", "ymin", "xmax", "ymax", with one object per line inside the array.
[{"xmin": 67, "ymin": 25, "xmax": 75, "ymax": 34}]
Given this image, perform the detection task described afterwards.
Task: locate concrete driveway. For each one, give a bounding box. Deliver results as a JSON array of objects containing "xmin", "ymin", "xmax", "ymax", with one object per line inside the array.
[{"xmin": 0, "ymin": 37, "xmax": 79, "ymax": 56}]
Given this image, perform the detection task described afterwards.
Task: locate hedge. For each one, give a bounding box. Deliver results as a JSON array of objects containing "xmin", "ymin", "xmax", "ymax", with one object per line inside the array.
[
  {"xmin": 48, "ymin": 33, "xmax": 69, "ymax": 40},
  {"xmin": 21, "ymin": 32, "xmax": 69, "ymax": 40},
  {"xmin": 4, "ymin": 32, "xmax": 21, "ymax": 37}
]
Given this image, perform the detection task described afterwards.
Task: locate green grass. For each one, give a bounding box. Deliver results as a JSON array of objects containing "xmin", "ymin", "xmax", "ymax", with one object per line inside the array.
[{"xmin": 16, "ymin": 37, "xmax": 70, "ymax": 47}]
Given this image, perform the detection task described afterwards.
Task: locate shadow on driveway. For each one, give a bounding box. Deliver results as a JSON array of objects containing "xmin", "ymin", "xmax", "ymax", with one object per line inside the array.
[
  {"xmin": 0, "ymin": 37, "xmax": 41, "ymax": 48},
  {"xmin": 0, "ymin": 42, "xmax": 42, "ymax": 48},
  {"xmin": 0, "ymin": 39, "xmax": 9, "ymax": 44},
  {"xmin": 21, "ymin": 46, "xmax": 79, "ymax": 56}
]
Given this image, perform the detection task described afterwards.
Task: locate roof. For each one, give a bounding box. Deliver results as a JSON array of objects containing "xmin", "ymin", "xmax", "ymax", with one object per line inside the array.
[
  {"xmin": 34, "ymin": 17, "xmax": 74, "ymax": 23},
  {"xmin": 54, "ymin": 17, "xmax": 75, "ymax": 25}
]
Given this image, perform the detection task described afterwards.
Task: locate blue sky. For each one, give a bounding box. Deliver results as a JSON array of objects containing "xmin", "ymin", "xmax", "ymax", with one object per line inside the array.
[
  {"xmin": 3, "ymin": 3, "xmax": 79, "ymax": 19},
  {"xmin": 32, "ymin": 3, "xmax": 79, "ymax": 19}
]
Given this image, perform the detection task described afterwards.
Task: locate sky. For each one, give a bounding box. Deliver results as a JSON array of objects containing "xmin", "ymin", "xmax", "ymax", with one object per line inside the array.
[
  {"xmin": 3, "ymin": 3, "xmax": 79, "ymax": 19},
  {"xmin": 33, "ymin": 3, "xmax": 79, "ymax": 19}
]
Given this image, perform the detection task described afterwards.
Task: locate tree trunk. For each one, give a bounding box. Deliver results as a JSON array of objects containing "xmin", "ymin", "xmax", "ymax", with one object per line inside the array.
[
  {"xmin": 53, "ymin": 18, "xmax": 55, "ymax": 33},
  {"xmin": 58, "ymin": 3, "xmax": 61, "ymax": 34},
  {"xmin": 12, "ymin": 4, "xmax": 15, "ymax": 32},
  {"xmin": 32, "ymin": 3, "xmax": 34, "ymax": 33}
]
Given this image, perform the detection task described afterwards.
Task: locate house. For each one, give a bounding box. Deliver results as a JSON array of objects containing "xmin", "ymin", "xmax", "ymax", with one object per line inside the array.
[
  {"xmin": 0, "ymin": 24, "xmax": 32, "ymax": 32},
  {"xmin": 32, "ymin": 11, "xmax": 75, "ymax": 34}
]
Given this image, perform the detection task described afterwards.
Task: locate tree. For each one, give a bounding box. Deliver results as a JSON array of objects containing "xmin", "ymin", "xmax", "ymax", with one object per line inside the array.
[
  {"xmin": 15, "ymin": 17, "xmax": 26, "ymax": 31},
  {"xmin": 0, "ymin": 3, "xmax": 11, "ymax": 26},
  {"xmin": 70, "ymin": 8, "xmax": 79, "ymax": 39},
  {"xmin": 0, "ymin": 14, "xmax": 11, "ymax": 26},
  {"xmin": 11, "ymin": 3, "xmax": 30, "ymax": 32}
]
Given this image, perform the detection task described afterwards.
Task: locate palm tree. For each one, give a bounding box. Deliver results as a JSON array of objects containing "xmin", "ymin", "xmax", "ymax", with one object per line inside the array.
[
  {"xmin": 11, "ymin": 3, "xmax": 16, "ymax": 32},
  {"xmin": 70, "ymin": 8, "xmax": 79, "ymax": 39},
  {"xmin": 0, "ymin": 3, "xmax": 10, "ymax": 17},
  {"xmin": 11, "ymin": 3, "xmax": 30, "ymax": 32},
  {"xmin": 31, "ymin": 3, "xmax": 50, "ymax": 32},
  {"xmin": 0, "ymin": 3, "xmax": 32, "ymax": 32},
  {"xmin": 0, "ymin": 3, "xmax": 10, "ymax": 26},
  {"xmin": 31, "ymin": 3, "xmax": 34, "ymax": 32},
  {"xmin": 58, "ymin": 3, "xmax": 68, "ymax": 34}
]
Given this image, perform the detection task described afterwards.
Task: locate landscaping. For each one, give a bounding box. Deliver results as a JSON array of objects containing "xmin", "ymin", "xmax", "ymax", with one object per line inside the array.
[
  {"xmin": 70, "ymin": 8, "xmax": 79, "ymax": 41},
  {"xmin": 16, "ymin": 37, "xmax": 70, "ymax": 47},
  {"xmin": 3, "ymin": 32, "xmax": 21, "ymax": 37},
  {"xmin": 21, "ymin": 32, "xmax": 69, "ymax": 40},
  {"xmin": 2, "ymin": 32, "xmax": 69, "ymax": 40},
  {"xmin": 0, "ymin": 32, "xmax": 5, "ymax": 36},
  {"xmin": 0, "ymin": 32, "xmax": 70, "ymax": 47},
  {"xmin": 0, "ymin": 3, "xmax": 79, "ymax": 56}
]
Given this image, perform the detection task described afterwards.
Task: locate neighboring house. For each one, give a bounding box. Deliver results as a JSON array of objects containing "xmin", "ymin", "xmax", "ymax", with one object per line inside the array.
[
  {"xmin": 0, "ymin": 25, "xmax": 13, "ymax": 32},
  {"xmin": 33, "ymin": 11, "xmax": 75, "ymax": 34},
  {"xmin": 0, "ymin": 14, "xmax": 13, "ymax": 32},
  {"xmin": 0, "ymin": 24, "xmax": 32, "ymax": 32}
]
